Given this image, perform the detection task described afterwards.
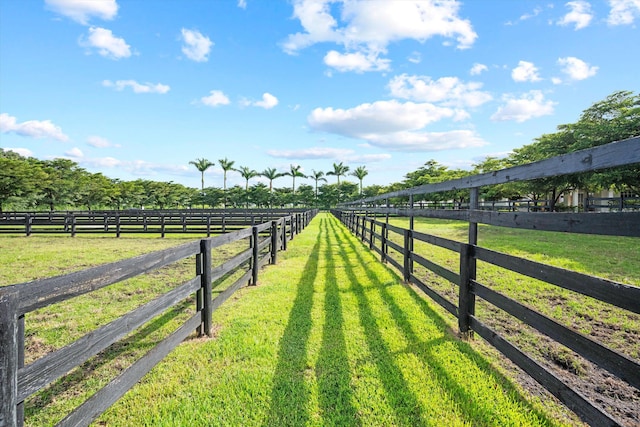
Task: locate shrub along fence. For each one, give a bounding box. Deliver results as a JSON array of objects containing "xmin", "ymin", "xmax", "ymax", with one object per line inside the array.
[
  {"xmin": 0, "ymin": 209, "xmax": 310, "ymax": 237},
  {"xmin": 334, "ymin": 136, "xmax": 640, "ymax": 427},
  {"xmin": 0, "ymin": 210, "xmax": 317, "ymax": 427}
]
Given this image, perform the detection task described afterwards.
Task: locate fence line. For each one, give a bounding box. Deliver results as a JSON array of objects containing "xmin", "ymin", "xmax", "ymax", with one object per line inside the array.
[
  {"xmin": 0, "ymin": 210, "xmax": 317, "ymax": 427},
  {"xmin": 331, "ymin": 134, "xmax": 640, "ymax": 427},
  {"xmin": 333, "ymin": 211, "xmax": 637, "ymax": 426},
  {"xmin": 0, "ymin": 209, "xmax": 310, "ymax": 237}
]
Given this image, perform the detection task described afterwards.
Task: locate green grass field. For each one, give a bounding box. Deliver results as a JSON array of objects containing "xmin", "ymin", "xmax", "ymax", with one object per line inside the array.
[{"xmin": 4, "ymin": 212, "xmax": 637, "ymax": 425}]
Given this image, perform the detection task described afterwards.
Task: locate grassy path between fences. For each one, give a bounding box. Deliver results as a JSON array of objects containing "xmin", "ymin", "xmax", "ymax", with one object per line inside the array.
[{"xmin": 93, "ymin": 212, "xmax": 564, "ymax": 426}]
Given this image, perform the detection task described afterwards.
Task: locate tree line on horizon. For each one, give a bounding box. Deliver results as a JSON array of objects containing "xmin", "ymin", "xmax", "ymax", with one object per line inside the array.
[{"xmin": 1, "ymin": 90, "xmax": 638, "ymax": 213}]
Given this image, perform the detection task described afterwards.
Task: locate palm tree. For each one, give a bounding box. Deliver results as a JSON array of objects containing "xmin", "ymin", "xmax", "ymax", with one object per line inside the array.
[
  {"xmin": 261, "ymin": 167, "xmax": 284, "ymax": 193},
  {"xmin": 236, "ymin": 166, "xmax": 259, "ymax": 209},
  {"xmin": 351, "ymin": 165, "xmax": 368, "ymax": 195},
  {"xmin": 236, "ymin": 166, "xmax": 259, "ymax": 191},
  {"xmin": 218, "ymin": 157, "xmax": 235, "ymax": 208},
  {"xmin": 286, "ymin": 164, "xmax": 306, "ymax": 194},
  {"xmin": 189, "ymin": 158, "xmax": 215, "ymax": 192},
  {"xmin": 327, "ymin": 161, "xmax": 350, "ymax": 185},
  {"xmin": 309, "ymin": 169, "xmax": 327, "ymax": 205},
  {"xmin": 189, "ymin": 158, "xmax": 214, "ymax": 208}
]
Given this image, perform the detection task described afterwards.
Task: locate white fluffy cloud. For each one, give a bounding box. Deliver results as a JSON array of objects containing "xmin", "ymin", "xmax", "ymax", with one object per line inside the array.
[
  {"xmin": 0, "ymin": 113, "xmax": 69, "ymax": 142},
  {"xmin": 267, "ymin": 146, "xmax": 391, "ymax": 162},
  {"xmin": 388, "ymin": 74, "xmax": 492, "ymax": 108},
  {"xmin": 470, "ymin": 63, "xmax": 488, "ymax": 75},
  {"xmin": 102, "ymin": 79, "xmax": 170, "ymax": 94},
  {"xmin": 491, "ymin": 90, "xmax": 556, "ymax": 122},
  {"xmin": 45, "ymin": 0, "xmax": 118, "ymax": 25},
  {"xmin": 65, "ymin": 147, "xmax": 84, "ymax": 158},
  {"xmin": 307, "ymin": 100, "xmax": 486, "ymax": 152},
  {"xmin": 201, "ymin": 90, "xmax": 231, "ymax": 107},
  {"xmin": 243, "ymin": 93, "xmax": 279, "ymax": 109},
  {"xmin": 6, "ymin": 148, "xmax": 34, "ymax": 157},
  {"xmin": 80, "ymin": 27, "xmax": 131, "ymax": 59},
  {"xmin": 283, "ymin": 0, "xmax": 477, "ymax": 72},
  {"xmin": 324, "ymin": 50, "xmax": 390, "ymax": 73},
  {"xmin": 87, "ymin": 135, "xmax": 120, "ymax": 148},
  {"xmin": 608, "ymin": 0, "xmax": 640, "ymax": 25},
  {"xmin": 511, "ymin": 60, "xmax": 542, "ymax": 82},
  {"xmin": 181, "ymin": 29, "xmax": 213, "ymax": 62},
  {"xmin": 557, "ymin": 56, "xmax": 598, "ymax": 81},
  {"xmin": 557, "ymin": 1, "xmax": 593, "ymax": 29}
]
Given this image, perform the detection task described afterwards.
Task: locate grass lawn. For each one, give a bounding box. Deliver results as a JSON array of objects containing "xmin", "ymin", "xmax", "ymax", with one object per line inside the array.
[{"xmin": 92, "ymin": 213, "xmax": 566, "ymax": 426}]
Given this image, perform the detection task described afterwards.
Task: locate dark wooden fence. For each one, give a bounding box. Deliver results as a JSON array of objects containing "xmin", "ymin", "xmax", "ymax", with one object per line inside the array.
[
  {"xmin": 0, "ymin": 210, "xmax": 317, "ymax": 427},
  {"xmin": 0, "ymin": 209, "xmax": 310, "ymax": 237},
  {"xmin": 334, "ymin": 136, "xmax": 640, "ymax": 427}
]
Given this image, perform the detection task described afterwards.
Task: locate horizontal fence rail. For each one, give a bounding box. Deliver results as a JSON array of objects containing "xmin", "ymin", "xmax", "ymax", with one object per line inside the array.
[
  {"xmin": 333, "ymin": 209, "xmax": 638, "ymax": 426},
  {"xmin": 0, "ymin": 209, "xmax": 310, "ymax": 237},
  {"xmin": 328, "ymin": 133, "xmax": 640, "ymax": 427},
  {"xmin": 340, "ymin": 136, "xmax": 640, "ymax": 205},
  {"xmin": 0, "ymin": 210, "xmax": 317, "ymax": 427}
]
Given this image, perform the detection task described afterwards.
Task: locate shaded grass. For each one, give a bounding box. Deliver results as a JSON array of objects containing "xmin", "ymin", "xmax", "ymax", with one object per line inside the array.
[{"xmin": 95, "ymin": 213, "xmax": 563, "ymax": 426}]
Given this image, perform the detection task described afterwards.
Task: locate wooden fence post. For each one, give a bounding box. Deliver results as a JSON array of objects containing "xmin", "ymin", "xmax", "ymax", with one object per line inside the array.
[
  {"xmin": 25, "ymin": 214, "xmax": 31, "ymax": 237},
  {"xmin": 369, "ymin": 219, "xmax": 374, "ymax": 250},
  {"xmin": 381, "ymin": 222, "xmax": 387, "ymax": 263},
  {"xmin": 200, "ymin": 239, "xmax": 213, "ymax": 337},
  {"xmin": 270, "ymin": 220, "xmax": 278, "ymax": 265},
  {"xmin": 251, "ymin": 226, "xmax": 259, "ymax": 286},
  {"xmin": 458, "ymin": 243, "xmax": 476, "ymax": 339},
  {"xmin": 0, "ymin": 288, "xmax": 19, "ymax": 427},
  {"xmin": 282, "ymin": 219, "xmax": 287, "ymax": 251},
  {"xmin": 403, "ymin": 229, "xmax": 411, "ymax": 282}
]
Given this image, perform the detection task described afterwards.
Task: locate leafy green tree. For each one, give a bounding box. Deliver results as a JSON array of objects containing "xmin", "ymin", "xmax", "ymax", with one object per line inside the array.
[
  {"xmin": 39, "ymin": 158, "xmax": 84, "ymax": 211},
  {"xmin": 351, "ymin": 165, "xmax": 368, "ymax": 195},
  {"xmin": 75, "ymin": 172, "xmax": 113, "ymax": 210},
  {"xmin": 0, "ymin": 150, "xmax": 44, "ymax": 211},
  {"xmin": 472, "ymin": 156, "xmax": 522, "ymax": 206},
  {"xmin": 249, "ymin": 183, "xmax": 270, "ymax": 208},
  {"xmin": 226, "ymin": 185, "xmax": 245, "ymax": 208},
  {"xmin": 203, "ymin": 186, "xmax": 224, "ymax": 208},
  {"xmin": 327, "ymin": 162, "xmax": 350, "ymax": 184},
  {"xmin": 296, "ymin": 184, "xmax": 315, "ymax": 207},
  {"xmin": 273, "ymin": 187, "xmax": 293, "ymax": 208}
]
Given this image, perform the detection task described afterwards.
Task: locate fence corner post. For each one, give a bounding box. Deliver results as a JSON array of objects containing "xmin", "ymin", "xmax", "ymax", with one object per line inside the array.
[
  {"xmin": 199, "ymin": 239, "xmax": 212, "ymax": 337},
  {"xmin": 251, "ymin": 226, "xmax": 259, "ymax": 286},
  {"xmin": 0, "ymin": 288, "xmax": 19, "ymax": 427},
  {"xmin": 458, "ymin": 243, "xmax": 476, "ymax": 340}
]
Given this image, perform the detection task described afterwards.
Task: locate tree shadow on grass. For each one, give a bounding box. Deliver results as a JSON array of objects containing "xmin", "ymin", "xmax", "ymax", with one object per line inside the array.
[
  {"xmin": 263, "ymin": 220, "xmax": 323, "ymax": 427},
  {"xmin": 327, "ymin": 219, "xmax": 426, "ymax": 426},
  {"xmin": 315, "ymin": 219, "xmax": 361, "ymax": 426},
  {"xmin": 332, "ymin": 218, "xmax": 558, "ymax": 426}
]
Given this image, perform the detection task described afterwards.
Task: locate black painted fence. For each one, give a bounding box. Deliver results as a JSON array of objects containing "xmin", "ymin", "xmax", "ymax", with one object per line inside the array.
[
  {"xmin": 0, "ymin": 209, "xmax": 310, "ymax": 237},
  {"xmin": 0, "ymin": 210, "xmax": 317, "ymax": 427},
  {"xmin": 334, "ymin": 136, "xmax": 640, "ymax": 427}
]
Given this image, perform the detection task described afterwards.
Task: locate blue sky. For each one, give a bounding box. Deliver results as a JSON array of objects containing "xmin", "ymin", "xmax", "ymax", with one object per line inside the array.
[{"xmin": 1, "ymin": 0, "xmax": 639, "ymax": 189}]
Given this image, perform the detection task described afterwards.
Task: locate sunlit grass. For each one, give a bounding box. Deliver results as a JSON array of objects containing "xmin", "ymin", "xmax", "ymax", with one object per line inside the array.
[{"xmin": 97, "ymin": 213, "xmax": 565, "ymax": 426}]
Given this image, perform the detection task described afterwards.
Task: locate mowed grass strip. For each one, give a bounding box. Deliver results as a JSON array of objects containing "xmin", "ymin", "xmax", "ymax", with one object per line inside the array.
[{"xmin": 97, "ymin": 213, "xmax": 560, "ymax": 426}]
